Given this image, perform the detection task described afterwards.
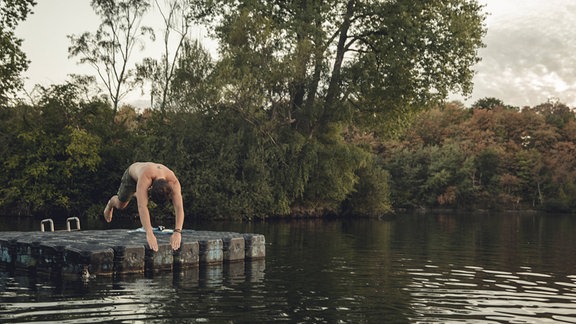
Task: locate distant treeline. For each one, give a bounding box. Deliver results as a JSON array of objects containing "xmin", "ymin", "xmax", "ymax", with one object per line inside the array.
[{"xmin": 383, "ymin": 100, "xmax": 576, "ymax": 213}]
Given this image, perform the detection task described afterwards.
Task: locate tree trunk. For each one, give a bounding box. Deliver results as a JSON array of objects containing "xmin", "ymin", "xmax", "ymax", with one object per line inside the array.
[{"xmin": 319, "ymin": 0, "xmax": 355, "ymax": 130}]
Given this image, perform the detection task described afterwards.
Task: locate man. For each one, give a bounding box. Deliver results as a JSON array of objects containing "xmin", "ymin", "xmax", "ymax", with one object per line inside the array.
[{"xmin": 103, "ymin": 162, "xmax": 185, "ymax": 252}]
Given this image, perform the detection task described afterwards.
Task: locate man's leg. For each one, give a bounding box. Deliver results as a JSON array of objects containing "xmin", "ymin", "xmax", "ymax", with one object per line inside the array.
[
  {"xmin": 103, "ymin": 195, "xmax": 129, "ymax": 222},
  {"xmin": 105, "ymin": 167, "xmax": 136, "ymax": 222}
]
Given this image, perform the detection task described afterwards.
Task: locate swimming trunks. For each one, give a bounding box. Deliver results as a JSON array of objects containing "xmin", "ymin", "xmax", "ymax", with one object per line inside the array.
[{"xmin": 117, "ymin": 168, "xmax": 137, "ymax": 202}]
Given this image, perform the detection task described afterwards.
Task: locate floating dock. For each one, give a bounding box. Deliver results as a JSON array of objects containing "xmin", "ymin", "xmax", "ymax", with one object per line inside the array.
[{"xmin": 0, "ymin": 228, "xmax": 265, "ymax": 278}]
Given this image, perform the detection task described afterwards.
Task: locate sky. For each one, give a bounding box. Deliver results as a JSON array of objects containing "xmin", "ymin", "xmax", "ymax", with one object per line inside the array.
[
  {"xmin": 15, "ymin": 0, "xmax": 576, "ymax": 108},
  {"xmin": 467, "ymin": 0, "xmax": 576, "ymax": 107}
]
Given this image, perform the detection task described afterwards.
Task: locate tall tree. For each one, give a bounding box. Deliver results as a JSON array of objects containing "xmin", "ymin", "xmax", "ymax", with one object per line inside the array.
[
  {"xmin": 199, "ymin": 0, "xmax": 486, "ymax": 214},
  {"xmin": 169, "ymin": 39, "xmax": 216, "ymax": 112},
  {"xmin": 0, "ymin": 0, "xmax": 36, "ymax": 105},
  {"xmin": 203, "ymin": 0, "xmax": 486, "ymax": 137},
  {"xmin": 68, "ymin": 0, "xmax": 153, "ymax": 113},
  {"xmin": 135, "ymin": 0, "xmax": 198, "ymax": 114}
]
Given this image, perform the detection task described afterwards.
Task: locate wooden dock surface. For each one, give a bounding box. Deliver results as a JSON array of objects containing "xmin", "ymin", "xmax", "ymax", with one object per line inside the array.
[{"xmin": 0, "ymin": 229, "xmax": 265, "ymax": 277}]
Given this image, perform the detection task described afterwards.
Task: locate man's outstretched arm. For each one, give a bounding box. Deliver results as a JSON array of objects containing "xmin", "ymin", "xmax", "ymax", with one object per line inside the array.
[
  {"xmin": 170, "ymin": 179, "xmax": 185, "ymax": 250},
  {"xmin": 135, "ymin": 175, "xmax": 158, "ymax": 252}
]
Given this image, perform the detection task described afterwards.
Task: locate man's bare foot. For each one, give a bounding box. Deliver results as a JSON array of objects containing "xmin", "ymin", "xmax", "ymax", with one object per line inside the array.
[{"xmin": 103, "ymin": 204, "xmax": 113, "ymax": 222}]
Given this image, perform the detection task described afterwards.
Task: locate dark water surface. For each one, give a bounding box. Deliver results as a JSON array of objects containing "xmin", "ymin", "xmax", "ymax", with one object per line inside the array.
[{"xmin": 1, "ymin": 213, "xmax": 576, "ymax": 323}]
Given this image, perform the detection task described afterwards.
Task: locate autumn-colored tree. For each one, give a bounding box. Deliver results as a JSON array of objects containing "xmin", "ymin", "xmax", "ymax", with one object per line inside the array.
[{"xmin": 384, "ymin": 100, "xmax": 576, "ymax": 212}]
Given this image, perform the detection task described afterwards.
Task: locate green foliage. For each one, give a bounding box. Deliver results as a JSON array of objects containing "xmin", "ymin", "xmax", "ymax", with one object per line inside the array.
[
  {"xmin": 474, "ymin": 148, "xmax": 501, "ymax": 189},
  {"xmin": 5, "ymin": 91, "xmax": 576, "ymax": 218},
  {"xmin": 169, "ymin": 40, "xmax": 218, "ymax": 113},
  {"xmin": 0, "ymin": 83, "xmax": 118, "ymax": 216},
  {"xmin": 0, "ymin": 117, "xmax": 102, "ymax": 215},
  {"xmin": 1, "ymin": 0, "xmax": 494, "ymax": 219},
  {"xmin": 289, "ymin": 138, "xmax": 358, "ymax": 215},
  {"xmin": 202, "ymin": 0, "xmax": 486, "ymax": 136},
  {"xmin": 383, "ymin": 144, "xmax": 429, "ymax": 209},
  {"xmin": 471, "ymin": 97, "xmax": 517, "ymax": 110},
  {"xmin": 0, "ymin": 0, "xmax": 36, "ymax": 105},
  {"xmin": 383, "ymin": 142, "xmax": 472, "ymax": 209},
  {"xmin": 343, "ymin": 160, "xmax": 392, "ymax": 217},
  {"xmin": 531, "ymin": 101, "xmax": 575, "ymax": 129}
]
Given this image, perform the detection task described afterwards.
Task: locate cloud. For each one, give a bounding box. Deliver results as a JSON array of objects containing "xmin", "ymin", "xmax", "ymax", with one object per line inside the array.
[{"xmin": 467, "ymin": 0, "xmax": 576, "ymax": 107}]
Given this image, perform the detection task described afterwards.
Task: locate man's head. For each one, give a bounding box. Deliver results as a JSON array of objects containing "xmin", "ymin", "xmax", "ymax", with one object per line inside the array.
[{"xmin": 150, "ymin": 179, "xmax": 172, "ymax": 204}]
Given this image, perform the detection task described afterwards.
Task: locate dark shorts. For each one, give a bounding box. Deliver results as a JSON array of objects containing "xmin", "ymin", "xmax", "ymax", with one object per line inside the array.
[{"xmin": 117, "ymin": 168, "xmax": 137, "ymax": 203}]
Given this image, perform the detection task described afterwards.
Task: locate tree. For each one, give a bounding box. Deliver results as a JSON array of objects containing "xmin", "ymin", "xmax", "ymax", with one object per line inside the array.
[
  {"xmin": 472, "ymin": 97, "xmax": 505, "ymax": 110},
  {"xmin": 135, "ymin": 0, "xmax": 200, "ymax": 114},
  {"xmin": 188, "ymin": 0, "xmax": 486, "ymax": 215},
  {"xmin": 169, "ymin": 39, "xmax": 216, "ymax": 113},
  {"xmin": 68, "ymin": 0, "xmax": 153, "ymax": 113},
  {"xmin": 532, "ymin": 101, "xmax": 575, "ymax": 129},
  {"xmin": 203, "ymin": 0, "xmax": 486, "ymax": 136},
  {"xmin": 0, "ymin": 83, "xmax": 103, "ymax": 215},
  {"xmin": 0, "ymin": 0, "xmax": 36, "ymax": 105}
]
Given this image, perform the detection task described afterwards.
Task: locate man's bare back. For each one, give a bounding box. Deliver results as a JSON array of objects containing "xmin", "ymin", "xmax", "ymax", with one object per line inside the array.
[
  {"xmin": 129, "ymin": 162, "xmax": 177, "ymax": 185},
  {"xmin": 104, "ymin": 162, "xmax": 185, "ymax": 251}
]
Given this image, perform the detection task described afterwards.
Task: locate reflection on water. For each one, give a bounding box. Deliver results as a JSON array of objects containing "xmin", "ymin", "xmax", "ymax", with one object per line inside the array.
[
  {"xmin": 1, "ymin": 213, "xmax": 576, "ymax": 323},
  {"xmin": 406, "ymin": 263, "xmax": 576, "ymax": 323},
  {"xmin": 0, "ymin": 260, "xmax": 266, "ymax": 323}
]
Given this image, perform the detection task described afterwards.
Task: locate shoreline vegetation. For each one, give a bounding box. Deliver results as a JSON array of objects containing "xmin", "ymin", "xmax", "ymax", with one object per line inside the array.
[
  {"xmin": 3, "ymin": 85, "xmax": 576, "ymax": 221},
  {"xmin": 4, "ymin": 1, "xmax": 575, "ymax": 221}
]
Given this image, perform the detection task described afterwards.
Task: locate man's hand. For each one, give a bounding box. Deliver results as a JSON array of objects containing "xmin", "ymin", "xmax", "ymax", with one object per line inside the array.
[
  {"xmin": 146, "ymin": 232, "xmax": 159, "ymax": 252},
  {"xmin": 170, "ymin": 232, "xmax": 182, "ymax": 250}
]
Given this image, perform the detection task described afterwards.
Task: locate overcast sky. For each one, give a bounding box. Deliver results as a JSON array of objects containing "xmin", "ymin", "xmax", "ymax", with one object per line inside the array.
[{"xmin": 15, "ymin": 0, "xmax": 576, "ymax": 108}]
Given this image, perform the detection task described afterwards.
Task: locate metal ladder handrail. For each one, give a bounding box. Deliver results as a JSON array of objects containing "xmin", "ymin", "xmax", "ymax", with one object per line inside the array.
[
  {"xmin": 40, "ymin": 217, "xmax": 81, "ymax": 232},
  {"xmin": 40, "ymin": 219, "xmax": 54, "ymax": 232},
  {"xmin": 67, "ymin": 217, "xmax": 81, "ymax": 231}
]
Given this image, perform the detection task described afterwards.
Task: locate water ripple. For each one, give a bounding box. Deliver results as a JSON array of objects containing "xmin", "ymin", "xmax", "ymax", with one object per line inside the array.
[{"xmin": 405, "ymin": 263, "xmax": 576, "ymax": 323}]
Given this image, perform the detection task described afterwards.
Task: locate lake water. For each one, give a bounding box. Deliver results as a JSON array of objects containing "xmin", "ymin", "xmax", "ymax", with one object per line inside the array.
[{"xmin": 1, "ymin": 212, "xmax": 576, "ymax": 323}]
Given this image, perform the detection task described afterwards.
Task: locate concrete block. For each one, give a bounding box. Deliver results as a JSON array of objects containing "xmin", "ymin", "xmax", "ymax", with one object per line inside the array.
[
  {"xmin": 244, "ymin": 234, "xmax": 266, "ymax": 259},
  {"xmin": 35, "ymin": 242, "xmax": 66, "ymax": 274},
  {"xmin": 198, "ymin": 238, "xmax": 223, "ymax": 264},
  {"xmin": 222, "ymin": 236, "xmax": 246, "ymax": 262},
  {"xmin": 0, "ymin": 237, "xmax": 17, "ymax": 265},
  {"xmin": 14, "ymin": 241, "xmax": 38, "ymax": 271},
  {"xmin": 173, "ymin": 240, "xmax": 199, "ymax": 268},
  {"xmin": 62, "ymin": 244, "xmax": 115, "ymax": 277},
  {"xmin": 145, "ymin": 243, "xmax": 173, "ymax": 273},
  {"xmin": 113, "ymin": 245, "xmax": 145, "ymax": 274}
]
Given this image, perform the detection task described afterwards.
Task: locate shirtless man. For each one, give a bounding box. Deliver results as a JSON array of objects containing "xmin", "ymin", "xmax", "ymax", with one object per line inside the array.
[{"xmin": 103, "ymin": 162, "xmax": 184, "ymax": 252}]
